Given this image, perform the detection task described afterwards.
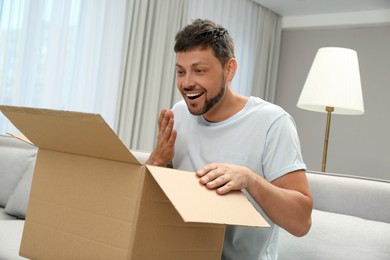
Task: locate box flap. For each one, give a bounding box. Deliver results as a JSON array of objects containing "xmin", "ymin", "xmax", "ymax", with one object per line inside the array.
[
  {"xmin": 146, "ymin": 165, "xmax": 269, "ymax": 227},
  {"xmin": 0, "ymin": 106, "xmax": 139, "ymax": 164},
  {"xmin": 7, "ymin": 132, "xmax": 33, "ymax": 145}
]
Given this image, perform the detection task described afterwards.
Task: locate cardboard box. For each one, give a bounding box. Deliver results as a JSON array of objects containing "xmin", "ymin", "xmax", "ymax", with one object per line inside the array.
[{"xmin": 0, "ymin": 106, "xmax": 268, "ymax": 260}]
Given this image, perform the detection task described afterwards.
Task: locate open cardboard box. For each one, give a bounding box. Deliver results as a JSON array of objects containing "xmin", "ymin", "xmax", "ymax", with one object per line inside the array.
[{"xmin": 0, "ymin": 106, "xmax": 268, "ymax": 260}]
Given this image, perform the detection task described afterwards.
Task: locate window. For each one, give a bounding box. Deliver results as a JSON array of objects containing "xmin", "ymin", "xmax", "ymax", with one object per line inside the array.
[{"xmin": 0, "ymin": 0, "xmax": 129, "ymax": 134}]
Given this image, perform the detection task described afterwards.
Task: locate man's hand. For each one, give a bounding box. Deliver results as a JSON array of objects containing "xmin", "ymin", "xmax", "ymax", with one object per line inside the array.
[
  {"xmin": 146, "ymin": 109, "xmax": 177, "ymax": 167},
  {"xmin": 196, "ymin": 163, "xmax": 255, "ymax": 195},
  {"xmin": 197, "ymin": 164, "xmax": 313, "ymax": 236}
]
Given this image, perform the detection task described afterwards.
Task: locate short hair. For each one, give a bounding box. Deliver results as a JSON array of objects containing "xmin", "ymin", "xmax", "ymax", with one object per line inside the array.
[{"xmin": 174, "ymin": 19, "xmax": 235, "ymax": 66}]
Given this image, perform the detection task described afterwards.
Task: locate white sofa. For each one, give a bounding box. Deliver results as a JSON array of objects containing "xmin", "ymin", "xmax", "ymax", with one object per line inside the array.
[{"xmin": 1, "ymin": 134, "xmax": 390, "ymax": 260}]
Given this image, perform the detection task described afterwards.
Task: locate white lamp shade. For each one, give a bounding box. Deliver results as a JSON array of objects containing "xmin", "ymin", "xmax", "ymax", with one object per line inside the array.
[{"xmin": 297, "ymin": 47, "xmax": 364, "ymax": 115}]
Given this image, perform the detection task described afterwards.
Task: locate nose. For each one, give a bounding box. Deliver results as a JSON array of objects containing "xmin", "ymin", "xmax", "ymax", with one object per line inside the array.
[{"xmin": 180, "ymin": 73, "xmax": 195, "ymax": 90}]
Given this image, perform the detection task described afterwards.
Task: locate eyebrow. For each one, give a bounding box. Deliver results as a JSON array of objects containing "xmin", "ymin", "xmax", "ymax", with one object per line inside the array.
[{"xmin": 175, "ymin": 62, "xmax": 208, "ymax": 68}]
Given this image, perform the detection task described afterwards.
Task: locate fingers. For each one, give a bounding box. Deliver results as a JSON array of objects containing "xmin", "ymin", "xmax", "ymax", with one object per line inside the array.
[
  {"xmin": 196, "ymin": 164, "xmax": 217, "ymax": 178},
  {"xmin": 157, "ymin": 109, "xmax": 166, "ymax": 131},
  {"xmin": 208, "ymin": 175, "xmax": 234, "ymax": 195},
  {"xmin": 196, "ymin": 164, "xmax": 218, "ymax": 184},
  {"xmin": 169, "ymin": 129, "xmax": 177, "ymax": 145},
  {"xmin": 196, "ymin": 164, "xmax": 234, "ymax": 194},
  {"xmin": 196, "ymin": 164, "xmax": 251, "ymax": 194},
  {"xmin": 159, "ymin": 109, "xmax": 173, "ymax": 132},
  {"xmin": 216, "ymin": 182, "xmax": 233, "ymax": 195},
  {"xmin": 163, "ymin": 116, "xmax": 174, "ymax": 140},
  {"xmin": 158, "ymin": 109, "xmax": 175, "ymax": 141},
  {"xmin": 148, "ymin": 109, "xmax": 176, "ymax": 167}
]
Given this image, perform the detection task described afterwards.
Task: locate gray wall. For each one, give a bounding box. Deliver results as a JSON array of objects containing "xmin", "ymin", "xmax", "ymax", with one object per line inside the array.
[{"xmin": 275, "ymin": 25, "xmax": 390, "ymax": 180}]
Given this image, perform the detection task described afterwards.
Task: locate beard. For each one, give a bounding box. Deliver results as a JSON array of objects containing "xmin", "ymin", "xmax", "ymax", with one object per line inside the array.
[{"xmin": 186, "ymin": 82, "xmax": 226, "ymax": 116}]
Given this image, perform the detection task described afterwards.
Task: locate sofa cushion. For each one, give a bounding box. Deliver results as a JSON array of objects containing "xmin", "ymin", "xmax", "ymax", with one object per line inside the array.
[
  {"xmin": 0, "ymin": 135, "xmax": 37, "ymax": 207},
  {"xmin": 278, "ymin": 209, "xmax": 390, "ymax": 260},
  {"xmin": 0, "ymin": 220, "xmax": 27, "ymax": 259},
  {"xmin": 0, "ymin": 207, "xmax": 17, "ymax": 220},
  {"xmin": 5, "ymin": 159, "xmax": 36, "ymax": 218}
]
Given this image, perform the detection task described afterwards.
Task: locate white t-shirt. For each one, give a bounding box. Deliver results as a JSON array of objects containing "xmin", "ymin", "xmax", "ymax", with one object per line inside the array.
[{"xmin": 172, "ymin": 96, "xmax": 306, "ymax": 260}]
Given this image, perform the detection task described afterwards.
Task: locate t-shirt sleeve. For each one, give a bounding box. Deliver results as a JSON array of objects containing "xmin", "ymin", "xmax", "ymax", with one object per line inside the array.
[{"xmin": 262, "ymin": 114, "xmax": 306, "ymax": 182}]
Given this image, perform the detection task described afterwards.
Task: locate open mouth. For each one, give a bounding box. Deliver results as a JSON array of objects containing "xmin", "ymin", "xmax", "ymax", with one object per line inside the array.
[{"xmin": 186, "ymin": 92, "xmax": 204, "ymax": 100}]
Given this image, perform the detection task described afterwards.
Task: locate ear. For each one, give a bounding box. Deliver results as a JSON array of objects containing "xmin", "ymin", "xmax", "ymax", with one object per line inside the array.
[{"xmin": 225, "ymin": 58, "xmax": 237, "ymax": 81}]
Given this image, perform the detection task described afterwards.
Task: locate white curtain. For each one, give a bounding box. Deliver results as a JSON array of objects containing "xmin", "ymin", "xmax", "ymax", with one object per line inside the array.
[
  {"xmin": 251, "ymin": 6, "xmax": 281, "ymax": 102},
  {"xmin": 0, "ymin": 0, "xmax": 129, "ymax": 134},
  {"xmin": 116, "ymin": 0, "xmax": 187, "ymax": 151}
]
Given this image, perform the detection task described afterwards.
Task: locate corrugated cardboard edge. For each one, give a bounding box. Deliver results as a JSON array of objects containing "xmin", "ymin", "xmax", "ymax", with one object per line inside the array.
[
  {"xmin": 7, "ymin": 132, "xmax": 34, "ymax": 145},
  {"xmin": 125, "ymin": 165, "xmax": 148, "ymax": 260}
]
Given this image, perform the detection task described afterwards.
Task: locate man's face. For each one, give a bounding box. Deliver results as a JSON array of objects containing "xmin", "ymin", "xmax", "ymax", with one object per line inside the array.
[{"xmin": 175, "ymin": 48, "xmax": 226, "ymax": 116}]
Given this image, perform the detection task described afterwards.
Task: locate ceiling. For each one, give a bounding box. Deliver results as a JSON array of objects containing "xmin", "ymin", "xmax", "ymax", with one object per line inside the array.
[
  {"xmin": 254, "ymin": 0, "xmax": 390, "ymax": 16},
  {"xmin": 253, "ymin": 0, "xmax": 390, "ymax": 29}
]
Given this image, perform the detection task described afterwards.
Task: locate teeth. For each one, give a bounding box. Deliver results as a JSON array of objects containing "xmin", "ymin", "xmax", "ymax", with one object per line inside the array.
[
  {"xmin": 186, "ymin": 93, "xmax": 202, "ymax": 97},
  {"xmin": 186, "ymin": 92, "xmax": 203, "ymax": 100}
]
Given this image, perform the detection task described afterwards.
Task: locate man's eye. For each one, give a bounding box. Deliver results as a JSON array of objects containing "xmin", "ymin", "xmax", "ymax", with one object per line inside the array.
[
  {"xmin": 195, "ymin": 70, "xmax": 205, "ymax": 74},
  {"xmin": 176, "ymin": 71, "xmax": 184, "ymax": 76}
]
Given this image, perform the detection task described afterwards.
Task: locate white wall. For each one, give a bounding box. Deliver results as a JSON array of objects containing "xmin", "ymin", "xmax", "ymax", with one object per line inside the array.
[{"xmin": 274, "ymin": 25, "xmax": 390, "ymax": 180}]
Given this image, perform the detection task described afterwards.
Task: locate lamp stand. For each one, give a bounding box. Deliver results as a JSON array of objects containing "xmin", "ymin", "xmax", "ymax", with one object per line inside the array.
[{"xmin": 322, "ymin": 106, "xmax": 334, "ymax": 172}]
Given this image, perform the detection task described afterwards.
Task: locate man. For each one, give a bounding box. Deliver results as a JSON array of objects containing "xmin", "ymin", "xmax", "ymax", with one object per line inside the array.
[{"xmin": 146, "ymin": 19, "xmax": 312, "ymax": 260}]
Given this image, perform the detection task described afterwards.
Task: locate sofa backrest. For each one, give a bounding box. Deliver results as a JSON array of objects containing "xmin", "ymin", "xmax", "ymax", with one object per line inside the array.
[{"xmin": 307, "ymin": 170, "xmax": 390, "ymax": 223}]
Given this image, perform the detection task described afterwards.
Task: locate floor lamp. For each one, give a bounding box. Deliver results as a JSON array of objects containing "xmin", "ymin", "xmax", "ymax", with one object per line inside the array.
[{"xmin": 297, "ymin": 47, "xmax": 365, "ymax": 172}]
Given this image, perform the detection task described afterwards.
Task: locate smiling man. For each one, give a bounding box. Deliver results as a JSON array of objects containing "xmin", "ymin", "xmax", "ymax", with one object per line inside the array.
[{"xmin": 146, "ymin": 19, "xmax": 313, "ymax": 260}]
